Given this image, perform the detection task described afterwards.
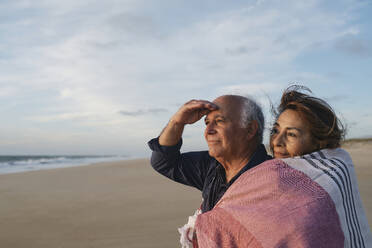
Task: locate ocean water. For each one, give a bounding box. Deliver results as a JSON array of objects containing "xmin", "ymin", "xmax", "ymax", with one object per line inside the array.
[{"xmin": 0, "ymin": 155, "xmax": 128, "ymax": 175}]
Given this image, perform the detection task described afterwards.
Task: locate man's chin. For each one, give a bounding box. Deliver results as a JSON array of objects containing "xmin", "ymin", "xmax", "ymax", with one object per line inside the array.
[{"xmin": 208, "ymin": 149, "xmax": 221, "ymax": 158}]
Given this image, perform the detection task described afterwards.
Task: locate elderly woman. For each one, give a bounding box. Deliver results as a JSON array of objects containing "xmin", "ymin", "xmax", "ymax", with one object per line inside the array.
[{"xmin": 191, "ymin": 86, "xmax": 372, "ymax": 248}]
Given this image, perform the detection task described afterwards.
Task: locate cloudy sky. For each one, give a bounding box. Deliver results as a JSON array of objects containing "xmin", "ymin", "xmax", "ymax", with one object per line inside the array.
[{"xmin": 1, "ymin": 0, "xmax": 371, "ymax": 156}]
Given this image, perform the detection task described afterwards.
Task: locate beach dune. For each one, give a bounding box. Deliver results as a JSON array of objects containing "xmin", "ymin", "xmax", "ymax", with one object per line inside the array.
[{"xmin": 0, "ymin": 143, "xmax": 371, "ymax": 247}]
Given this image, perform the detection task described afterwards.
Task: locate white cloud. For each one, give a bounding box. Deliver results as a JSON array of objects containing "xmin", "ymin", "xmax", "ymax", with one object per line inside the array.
[
  {"xmin": 217, "ymin": 83, "xmax": 281, "ymax": 96},
  {"xmin": 0, "ymin": 0, "xmax": 369, "ymax": 155},
  {"xmin": 0, "ymin": 86, "xmax": 18, "ymax": 98}
]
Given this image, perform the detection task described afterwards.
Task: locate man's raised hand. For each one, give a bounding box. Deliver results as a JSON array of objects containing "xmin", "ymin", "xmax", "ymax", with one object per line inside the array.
[
  {"xmin": 159, "ymin": 99, "xmax": 218, "ymax": 146},
  {"xmin": 171, "ymin": 100, "xmax": 219, "ymax": 125}
]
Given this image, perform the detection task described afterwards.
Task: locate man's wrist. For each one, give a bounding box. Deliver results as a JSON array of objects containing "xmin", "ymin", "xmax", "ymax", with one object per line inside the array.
[
  {"xmin": 168, "ymin": 117, "xmax": 185, "ymax": 127},
  {"xmin": 159, "ymin": 118, "xmax": 185, "ymax": 146}
]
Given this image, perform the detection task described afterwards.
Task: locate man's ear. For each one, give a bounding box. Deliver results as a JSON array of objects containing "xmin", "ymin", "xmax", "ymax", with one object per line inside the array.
[{"xmin": 247, "ymin": 120, "xmax": 259, "ymax": 140}]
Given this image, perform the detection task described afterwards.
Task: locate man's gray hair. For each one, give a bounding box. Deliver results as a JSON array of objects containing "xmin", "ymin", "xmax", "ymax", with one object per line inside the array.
[{"xmin": 240, "ymin": 96, "xmax": 265, "ymax": 144}]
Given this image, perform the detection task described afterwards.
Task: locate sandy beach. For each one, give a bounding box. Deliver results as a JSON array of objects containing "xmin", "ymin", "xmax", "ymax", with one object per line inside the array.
[{"xmin": 1, "ymin": 143, "xmax": 371, "ymax": 248}]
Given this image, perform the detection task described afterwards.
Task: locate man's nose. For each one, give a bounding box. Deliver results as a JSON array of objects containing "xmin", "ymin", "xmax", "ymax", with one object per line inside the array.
[{"xmin": 205, "ymin": 122, "xmax": 217, "ymax": 134}]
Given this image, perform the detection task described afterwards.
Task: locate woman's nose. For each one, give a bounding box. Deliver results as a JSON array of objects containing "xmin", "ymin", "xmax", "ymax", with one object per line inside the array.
[{"xmin": 272, "ymin": 132, "xmax": 284, "ymax": 147}]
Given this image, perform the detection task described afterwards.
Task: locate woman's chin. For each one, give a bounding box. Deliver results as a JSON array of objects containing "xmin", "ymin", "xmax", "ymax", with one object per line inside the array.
[{"xmin": 274, "ymin": 152, "xmax": 290, "ymax": 158}]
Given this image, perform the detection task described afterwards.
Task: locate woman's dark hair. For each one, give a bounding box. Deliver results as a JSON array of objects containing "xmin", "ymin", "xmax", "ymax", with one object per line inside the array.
[{"xmin": 272, "ymin": 85, "xmax": 345, "ymax": 149}]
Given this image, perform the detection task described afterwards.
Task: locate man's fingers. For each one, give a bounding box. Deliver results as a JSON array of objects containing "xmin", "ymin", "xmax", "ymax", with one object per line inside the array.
[
  {"xmin": 172, "ymin": 99, "xmax": 219, "ymax": 125},
  {"xmin": 184, "ymin": 100, "xmax": 218, "ymax": 111},
  {"xmin": 199, "ymin": 108, "xmax": 212, "ymax": 117}
]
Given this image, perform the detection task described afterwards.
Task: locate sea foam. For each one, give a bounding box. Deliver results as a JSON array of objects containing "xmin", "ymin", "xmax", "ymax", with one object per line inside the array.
[{"xmin": 0, "ymin": 155, "xmax": 127, "ymax": 174}]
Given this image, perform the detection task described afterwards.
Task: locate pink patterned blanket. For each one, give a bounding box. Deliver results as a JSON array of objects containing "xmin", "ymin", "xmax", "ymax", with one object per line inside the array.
[{"xmin": 194, "ymin": 148, "xmax": 372, "ymax": 248}]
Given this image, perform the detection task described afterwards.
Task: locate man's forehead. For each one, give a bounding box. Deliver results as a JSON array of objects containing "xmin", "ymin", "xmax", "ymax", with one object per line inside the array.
[
  {"xmin": 213, "ymin": 96, "xmax": 242, "ymax": 111},
  {"xmin": 212, "ymin": 96, "xmax": 230, "ymax": 109},
  {"xmin": 212, "ymin": 96, "xmax": 227, "ymax": 105},
  {"xmin": 206, "ymin": 97, "xmax": 242, "ymax": 120}
]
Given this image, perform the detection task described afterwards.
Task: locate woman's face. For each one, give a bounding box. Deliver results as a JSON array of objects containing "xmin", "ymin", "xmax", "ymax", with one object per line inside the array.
[{"xmin": 270, "ymin": 109, "xmax": 317, "ymax": 158}]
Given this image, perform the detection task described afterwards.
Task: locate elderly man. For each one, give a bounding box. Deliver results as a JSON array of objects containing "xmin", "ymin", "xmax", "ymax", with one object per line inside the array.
[{"xmin": 148, "ymin": 95, "xmax": 271, "ymax": 213}]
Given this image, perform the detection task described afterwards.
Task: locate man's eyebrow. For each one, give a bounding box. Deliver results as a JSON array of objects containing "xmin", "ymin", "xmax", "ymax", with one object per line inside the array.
[
  {"xmin": 215, "ymin": 114, "xmax": 225, "ymax": 119},
  {"xmin": 204, "ymin": 114, "xmax": 225, "ymax": 122}
]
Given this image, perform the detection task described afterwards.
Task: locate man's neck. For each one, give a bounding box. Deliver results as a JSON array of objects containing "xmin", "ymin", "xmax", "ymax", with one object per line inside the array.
[
  {"xmin": 217, "ymin": 147, "xmax": 258, "ymax": 183},
  {"xmin": 223, "ymin": 160, "xmax": 249, "ymax": 183}
]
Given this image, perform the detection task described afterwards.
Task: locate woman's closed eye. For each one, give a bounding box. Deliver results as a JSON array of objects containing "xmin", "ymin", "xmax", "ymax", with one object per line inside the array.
[{"xmin": 287, "ymin": 131, "xmax": 298, "ymax": 138}]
